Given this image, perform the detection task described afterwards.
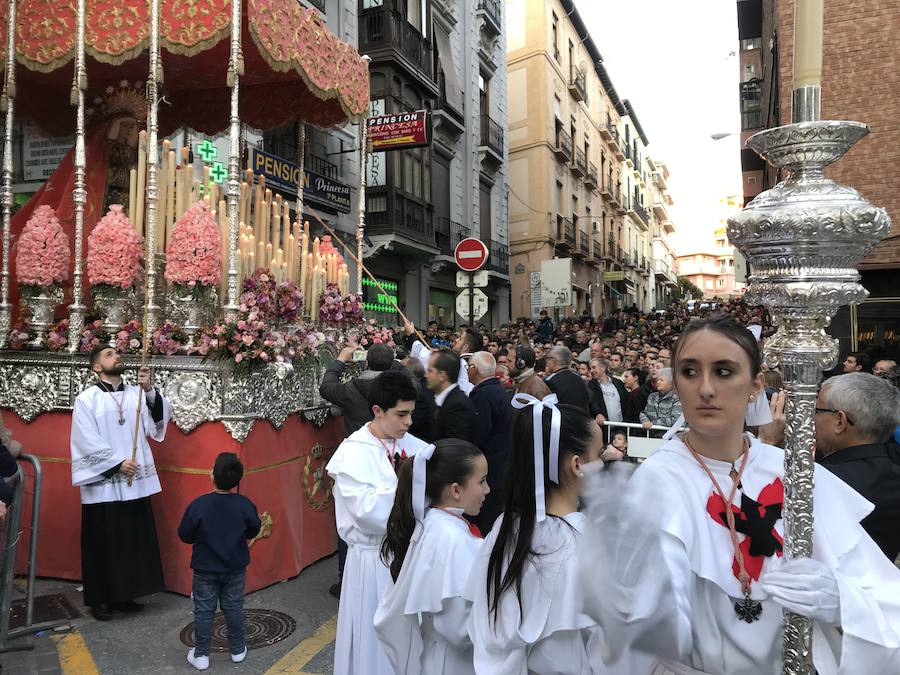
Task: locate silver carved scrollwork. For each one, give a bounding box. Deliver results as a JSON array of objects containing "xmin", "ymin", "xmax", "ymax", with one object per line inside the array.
[
  {"xmin": 727, "ymin": 120, "xmax": 891, "ymax": 675},
  {"xmin": 0, "ymin": 352, "xmax": 332, "ymax": 441}
]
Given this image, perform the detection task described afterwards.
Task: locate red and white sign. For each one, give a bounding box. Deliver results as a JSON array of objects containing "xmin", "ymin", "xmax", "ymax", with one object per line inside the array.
[
  {"xmin": 454, "ymin": 238, "xmax": 489, "ymax": 272},
  {"xmin": 366, "ymin": 110, "xmax": 430, "ymax": 151}
]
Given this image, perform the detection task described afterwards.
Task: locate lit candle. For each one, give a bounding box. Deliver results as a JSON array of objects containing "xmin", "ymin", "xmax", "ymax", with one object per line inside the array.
[{"xmin": 793, "ymin": 0, "xmax": 824, "ymax": 88}]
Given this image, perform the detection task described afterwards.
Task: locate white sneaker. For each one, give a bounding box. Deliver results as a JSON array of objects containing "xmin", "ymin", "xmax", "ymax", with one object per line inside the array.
[
  {"xmin": 231, "ymin": 647, "xmax": 248, "ymax": 663},
  {"xmin": 187, "ymin": 648, "xmax": 209, "ymax": 671}
]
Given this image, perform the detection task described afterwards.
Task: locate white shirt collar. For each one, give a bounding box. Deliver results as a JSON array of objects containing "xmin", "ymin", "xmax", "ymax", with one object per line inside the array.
[{"xmin": 434, "ymin": 383, "xmax": 458, "ymax": 407}]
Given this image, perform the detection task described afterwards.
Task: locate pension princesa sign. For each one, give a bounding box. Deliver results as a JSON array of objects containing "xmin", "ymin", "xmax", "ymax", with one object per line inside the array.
[{"xmin": 249, "ymin": 148, "xmax": 351, "ymax": 213}]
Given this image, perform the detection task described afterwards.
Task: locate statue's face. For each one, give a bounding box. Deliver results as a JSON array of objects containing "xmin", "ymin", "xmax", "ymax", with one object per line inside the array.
[{"xmin": 116, "ymin": 117, "xmax": 137, "ymax": 144}]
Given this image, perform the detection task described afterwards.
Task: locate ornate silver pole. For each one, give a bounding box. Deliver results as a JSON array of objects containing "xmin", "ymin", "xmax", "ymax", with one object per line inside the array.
[
  {"xmin": 356, "ymin": 124, "xmax": 367, "ymax": 295},
  {"xmin": 295, "ymin": 122, "xmax": 305, "ymax": 223},
  {"xmin": 728, "ymin": 122, "xmax": 890, "ymax": 674},
  {"xmin": 66, "ymin": 0, "xmax": 88, "ymax": 351},
  {"xmin": 223, "ymin": 0, "xmax": 242, "ymax": 311},
  {"xmin": 0, "ymin": 0, "xmax": 17, "ymax": 347},
  {"xmin": 143, "ymin": 0, "xmax": 161, "ymax": 336}
]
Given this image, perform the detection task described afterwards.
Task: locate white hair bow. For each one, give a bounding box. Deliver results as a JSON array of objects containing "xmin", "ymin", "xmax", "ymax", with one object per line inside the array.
[
  {"xmin": 412, "ymin": 444, "xmax": 437, "ymax": 523},
  {"xmin": 511, "ymin": 393, "xmax": 561, "ymax": 521}
]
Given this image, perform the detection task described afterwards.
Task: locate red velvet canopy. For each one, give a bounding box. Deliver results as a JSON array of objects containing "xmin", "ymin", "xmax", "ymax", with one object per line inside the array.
[{"xmin": 0, "ymin": 0, "xmax": 370, "ymax": 135}]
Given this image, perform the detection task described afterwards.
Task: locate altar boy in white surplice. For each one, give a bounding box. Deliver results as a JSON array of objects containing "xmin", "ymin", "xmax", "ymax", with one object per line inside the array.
[{"xmin": 326, "ymin": 369, "xmax": 429, "ymax": 675}]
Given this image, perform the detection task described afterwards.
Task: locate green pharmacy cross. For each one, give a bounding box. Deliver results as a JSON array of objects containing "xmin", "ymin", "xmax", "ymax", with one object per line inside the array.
[
  {"xmin": 210, "ymin": 162, "xmax": 227, "ymax": 184},
  {"xmin": 198, "ymin": 139, "xmax": 218, "ymax": 163}
]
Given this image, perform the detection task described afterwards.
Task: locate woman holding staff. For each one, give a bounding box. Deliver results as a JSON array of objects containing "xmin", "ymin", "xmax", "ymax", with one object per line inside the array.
[{"xmin": 579, "ymin": 315, "xmax": 900, "ymax": 674}]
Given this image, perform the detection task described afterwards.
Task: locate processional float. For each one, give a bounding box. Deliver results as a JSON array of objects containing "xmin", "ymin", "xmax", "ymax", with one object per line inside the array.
[
  {"xmin": 727, "ymin": 2, "xmax": 891, "ymax": 673},
  {"xmin": 0, "ymin": 0, "xmax": 386, "ymax": 595}
]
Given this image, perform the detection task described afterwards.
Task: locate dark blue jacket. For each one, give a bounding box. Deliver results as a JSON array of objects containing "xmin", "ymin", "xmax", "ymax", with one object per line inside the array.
[
  {"xmin": 537, "ymin": 317, "xmax": 554, "ymax": 340},
  {"xmin": 178, "ymin": 492, "xmax": 261, "ymax": 574},
  {"xmin": 471, "ymin": 378, "xmax": 513, "ymax": 471}
]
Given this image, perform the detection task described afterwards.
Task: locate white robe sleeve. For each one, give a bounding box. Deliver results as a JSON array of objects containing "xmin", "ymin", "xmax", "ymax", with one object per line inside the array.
[
  {"xmin": 333, "ymin": 474, "xmax": 397, "ymax": 536},
  {"xmin": 142, "ymin": 388, "xmax": 170, "ymax": 442},
  {"xmin": 431, "ymin": 596, "xmax": 472, "ymax": 649},
  {"xmin": 70, "ymin": 395, "xmax": 121, "ymax": 486}
]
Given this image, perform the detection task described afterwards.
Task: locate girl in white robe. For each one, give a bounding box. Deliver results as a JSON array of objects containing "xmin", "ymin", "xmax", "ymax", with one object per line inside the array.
[
  {"xmin": 579, "ymin": 314, "xmax": 900, "ymax": 675},
  {"xmin": 374, "ymin": 438, "xmax": 489, "ymax": 675},
  {"xmin": 466, "ymin": 394, "xmax": 605, "ymax": 675},
  {"xmin": 325, "ymin": 371, "xmax": 429, "ymax": 675}
]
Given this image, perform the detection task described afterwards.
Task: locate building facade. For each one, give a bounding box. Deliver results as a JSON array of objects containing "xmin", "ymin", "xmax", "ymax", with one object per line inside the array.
[
  {"xmin": 647, "ymin": 158, "xmax": 678, "ymax": 308},
  {"xmin": 360, "ymin": 0, "xmax": 510, "ymax": 329},
  {"xmin": 505, "ymin": 0, "xmax": 677, "ymax": 320},
  {"xmin": 735, "ymin": 0, "xmax": 900, "ymax": 360}
]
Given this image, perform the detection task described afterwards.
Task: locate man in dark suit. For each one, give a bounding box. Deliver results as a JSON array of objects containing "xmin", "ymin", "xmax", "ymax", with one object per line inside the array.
[
  {"xmin": 588, "ymin": 358, "xmax": 629, "ymax": 425},
  {"xmin": 425, "ymin": 351, "xmax": 476, "ymax": 443},
  {"xmin": 815, "ymin": 373, "xmax": 900, "ymax": 561},
  {"xmin": 543, "ymin": 345, "xmax": 591, "ymax": 414},
  {"xmin": 319, "ymin": 343, "xmax": 395, "ymax": 437},
  {"xmin": 468, "ymin": 351, "xmax": 512, "ymax": 533}
]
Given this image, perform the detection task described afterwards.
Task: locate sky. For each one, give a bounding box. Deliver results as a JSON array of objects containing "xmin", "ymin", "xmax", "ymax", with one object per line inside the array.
[{"xmin": 573, "ymin": 0, "xmax": 745, "ymax": 253}]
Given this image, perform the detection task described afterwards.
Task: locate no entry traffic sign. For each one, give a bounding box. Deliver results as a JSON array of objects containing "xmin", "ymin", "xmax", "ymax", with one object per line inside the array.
[{"xmin": 454, "ymin": 238, "xmax": 489, "ymax": 272}]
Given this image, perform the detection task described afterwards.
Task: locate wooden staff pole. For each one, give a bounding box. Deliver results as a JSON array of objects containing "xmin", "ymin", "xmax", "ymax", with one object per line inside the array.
[
  {"xmin": 306, "ymin": 212, "xmax": 431, "ymax": 348},
  {"xmin": 127, "ymin": 294, "xmax": 152, "ymax": 488}
]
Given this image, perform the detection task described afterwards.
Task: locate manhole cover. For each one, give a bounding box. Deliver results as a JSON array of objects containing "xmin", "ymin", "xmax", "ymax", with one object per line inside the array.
[
  {"xmin": 9, "ymin": 594, "xmax": 82, "ymax": 630},
  {"xmin": 179, "ymin": 609, "xmax": 296, "ymax": 653}
]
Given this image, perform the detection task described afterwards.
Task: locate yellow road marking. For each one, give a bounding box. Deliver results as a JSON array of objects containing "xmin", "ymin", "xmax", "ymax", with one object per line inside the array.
[
  {"xmin": 52, "ymin": 631, "xmax": 100, "ymax": 675},
  {"xmin": 264, "ymin": 614, "xmax": 337, "ymax": 674}
]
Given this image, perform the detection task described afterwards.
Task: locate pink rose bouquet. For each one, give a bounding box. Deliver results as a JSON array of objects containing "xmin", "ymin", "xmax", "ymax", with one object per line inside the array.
[
  {"xmin": 46, "ymin": 318, "xmax": 70, "ymax": 351},
  {"xmin": 8, "ymin": 309, "xmax": 32, "ymax": 349},
  {"xmin": 87, "ymin": 205, "xmax": 142, "ymax": 296},
  {"xmin": 165, "ymin": 201, "xmax": 221, "ymax": 296},
  {"xmin": 79, "ymin": 319, "xmax": 111, "ymax": 353},
  {"xmin": 15, "ymin": 205, "xmax": 70, "ymax": 295},
  {"xmin": 114, "ymin": 320, "xmax": 143, "ymax": 354},
  {"xmin": 360, "ymin": 319, "xmax": 396, "ymax": 348},
  {"xmin": 319, "ymin": 284, "xmax": 363, "ymax": 328},
  {"xmin": 152, "ymin": 322, "xmax": 188, "ymax": 356},
  {"xmin": 240, "ymin": 269, "xmax": 303, "ymax": 324}
]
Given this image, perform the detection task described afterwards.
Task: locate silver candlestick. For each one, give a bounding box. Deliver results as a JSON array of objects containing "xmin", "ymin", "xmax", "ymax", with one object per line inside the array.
[{"xmin": 727, "ymin": 120, "xmax": 891, "ymax": 675}]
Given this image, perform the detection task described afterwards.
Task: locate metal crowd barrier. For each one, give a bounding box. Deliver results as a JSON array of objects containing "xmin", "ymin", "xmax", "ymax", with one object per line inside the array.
[
  {"xmin": 0, "ymin": 453, "xmax": 65, "ymax": 654},
  {"xmin": 601, "ymin": 421, "xmax": 676, "ymax": 461}
]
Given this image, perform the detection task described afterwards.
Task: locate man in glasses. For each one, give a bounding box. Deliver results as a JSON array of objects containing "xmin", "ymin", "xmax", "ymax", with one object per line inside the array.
[{"xmin": 815, "ymin": 372, "xmax": 900, "ymax": 561}]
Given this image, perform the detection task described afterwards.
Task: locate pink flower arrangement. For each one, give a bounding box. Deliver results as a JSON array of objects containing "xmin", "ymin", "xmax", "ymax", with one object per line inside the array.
[
  {"xmin": 360, "ymin": 319, "xmax": 396, "ymax": 348},
  {"xmin": 8, "ymin": 309, "xmax": 32, "ymax": 349},
  {"xmin": 165, "ymin": 201, "xmax": 221, "ymax": 291},
  {"xmin": 114, "ymin": 320, "xmax": 143, "ymax": 354},
  {"xmin": 240, "ymin": 269, "xmax": 303, "ymax": 324},
  {"xmin": 152, "ymin": 322, "xmax": 188, "ymax": 356},
  {"xmin": 15, "ymin": 205, "xmax": 70, "ymax": 290},
  {"xmin": 46, "ymin": 318, "xmax": 69, "ymax": 351},
  {"xmin": 79, "ymin": 319, "xmax": 111, "ymax": 353},
  {"xmin": 319, "ymin": 283, "xmax": 363, "ymax": 328},
  {"xmin": 87, "ymin": 205, "xmax": 142, "ymax": 289}
]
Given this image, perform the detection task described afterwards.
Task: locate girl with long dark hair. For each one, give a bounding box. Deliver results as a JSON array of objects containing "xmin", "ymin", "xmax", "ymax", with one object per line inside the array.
[
  {"xmin": 466, "ymin": 395, "xmax": 603, "ymax": 674},
  {"xmin": 374, "ymin": 439, "xmax": 488, "ymax": 675},
  {"xmin": 580, "ymin": 314, "xmax": 900, "ymax": 674}
]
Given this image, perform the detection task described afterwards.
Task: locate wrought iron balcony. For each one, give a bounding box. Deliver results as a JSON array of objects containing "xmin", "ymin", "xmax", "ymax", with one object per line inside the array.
[
  {"xmin": 555, "ymin": 215, "xmax": 575, "ymax": 249},
  {"xmin": 624, "ymin": 252, "xmax": 637, "ymax": 268},
  {"xmin": 600, "ymin": 179, "xmax": 613, "ymax": 200},
  {"xmin": 487, "ymin": 240, "xmax": 509, "ymax": 274},
  {"xmin": 360, "ymin": 8, "xmax": 434, "ymax": 83},
  {"xmin": 589, "ymin": 234, "xmax": 603, "ymax": 263},
  {"xmin": 585, "ymin": 162, "xmax": 599, "ymax": 189},
  {"xmin": 479, "ymin": 114, "xmax": 504, "ymax": 158},
  {"xmin": 578, "ymin": 231, "xmax": 590, "ymax": 257},
  {"xmin": 477, "ymin": 0, "xmax": 502, "ymax": 35},
  {"xmin": 633, "ymin": 202, "xmax": 650, "ymax": 226},
  {"xmin": 599, "ymin": 115, "xmax": 615, "ymax": 141},
  {"xmin": 552, "ymin": 128, "xmax": 572, "ymax": 162},
  {"xmin": 434, "ymin": 217, "xmax": 469, "ymax": 256},
  {"xmin": 571, "ymin": 147, "xmax": 587, "ymax": 178},
  {"xmin": 568, "ymin": 66, "xmax": 588, "ymax": 103},
  {"xmin": 365, "ymin": 186, "xmax": 434, "ymax": 246}
]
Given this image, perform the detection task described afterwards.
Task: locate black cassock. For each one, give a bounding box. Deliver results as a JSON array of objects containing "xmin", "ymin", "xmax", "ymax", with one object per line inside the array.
[{"xmin": 80, "ymin": 381, "xmax": 166, "ymax": 608}]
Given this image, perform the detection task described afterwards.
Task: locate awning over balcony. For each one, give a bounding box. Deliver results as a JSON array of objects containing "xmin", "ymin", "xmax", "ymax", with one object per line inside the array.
[{"xmin": 1, "ymin": 0, "xmax": 370, "ymax": 135}]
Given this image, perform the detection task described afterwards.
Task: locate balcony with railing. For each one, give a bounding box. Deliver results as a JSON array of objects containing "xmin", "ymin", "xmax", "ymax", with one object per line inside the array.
[
  {"xmin": 623, "ymin": 143, "xmax": 634, "ymax": 167},
  {"xmin": 477, "ymin": 0, "xmax": 501, "ymax": 35},
  {"xmin": 611, "ymin": 188, "xmax": 626, "ymax": 214},
  {"xmin": 574, "ymin": 230, "xmax": 589, "ymax": 258},
  {"xmin": 633, "ymin": 202, "xmax": 650, "ymax": 227},
  {"xmin": 600, "ymin": 178, "xmax": 613, "ymax": 201},
  {"xmin": 365, "ymin": 186, "xmax": 435, "ymax": 246},
  {"xmin": 655, "ymin": 259, "xmax": 678, "ymax": 285},
  {"xmin": 552, "ymin": 127, "xmax": 572, "ymax": 162},
  {"xmin": 479, "ymin": 114, "xmax": 504, "ymax": 167},
  {"xmin": 624, "ymin": 252, "xmax": 637, "ymax": 268},
  {"xmin": 599, "ymin": 114, "xmax": 615, "ymax": 141},
  {"xmin": 568, "ymin": 66, "xmax": 588, "ymax": 103},
  {"xmin": 589, "ymin": 234, "xmax": 603, "ymax": 263},
  {"xmin": 434, "ymin": 218, "xmax": 469, "ymax": 256},
  {"xmin": 651, "ymin": 200, "xmax": 669, "ymax": 221},
  {"xmin": 555, "ymin": 215, "xmax": 575, "ymax": 249},
  {"xmin": 486, "ymin": 240, "xmax": 509, "ymax": 274},
  {"xmin": 585, "ymin": 162, "xmax": 599, "ymax": 189},
  {"xmin": 612, "ymin": 136, "xmax": 626, "ymax": 161},
  {"xmin": 571, "ymin": 147, "xmax": 587, "ymax": 178},
  {"xmin": 360, "ymin": 8, "xmax": 434, "ymax": 84}
]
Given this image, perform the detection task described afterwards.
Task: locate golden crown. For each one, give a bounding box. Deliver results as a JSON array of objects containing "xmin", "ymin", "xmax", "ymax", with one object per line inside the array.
[{"xmin": 86, "ymin": 81, "xmax": 148, "ymax": 124}]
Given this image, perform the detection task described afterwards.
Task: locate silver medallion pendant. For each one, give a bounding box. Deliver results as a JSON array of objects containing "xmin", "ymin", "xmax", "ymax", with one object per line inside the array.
[{"xmin": 734, "ymin": 594, "xmax": 762, "ymax": 623}]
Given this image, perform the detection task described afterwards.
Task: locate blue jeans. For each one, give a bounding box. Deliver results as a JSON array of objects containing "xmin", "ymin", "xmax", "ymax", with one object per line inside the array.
[{"xmin": 192, "ymin": 570, "xmax": 246, "ymax": 658}]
